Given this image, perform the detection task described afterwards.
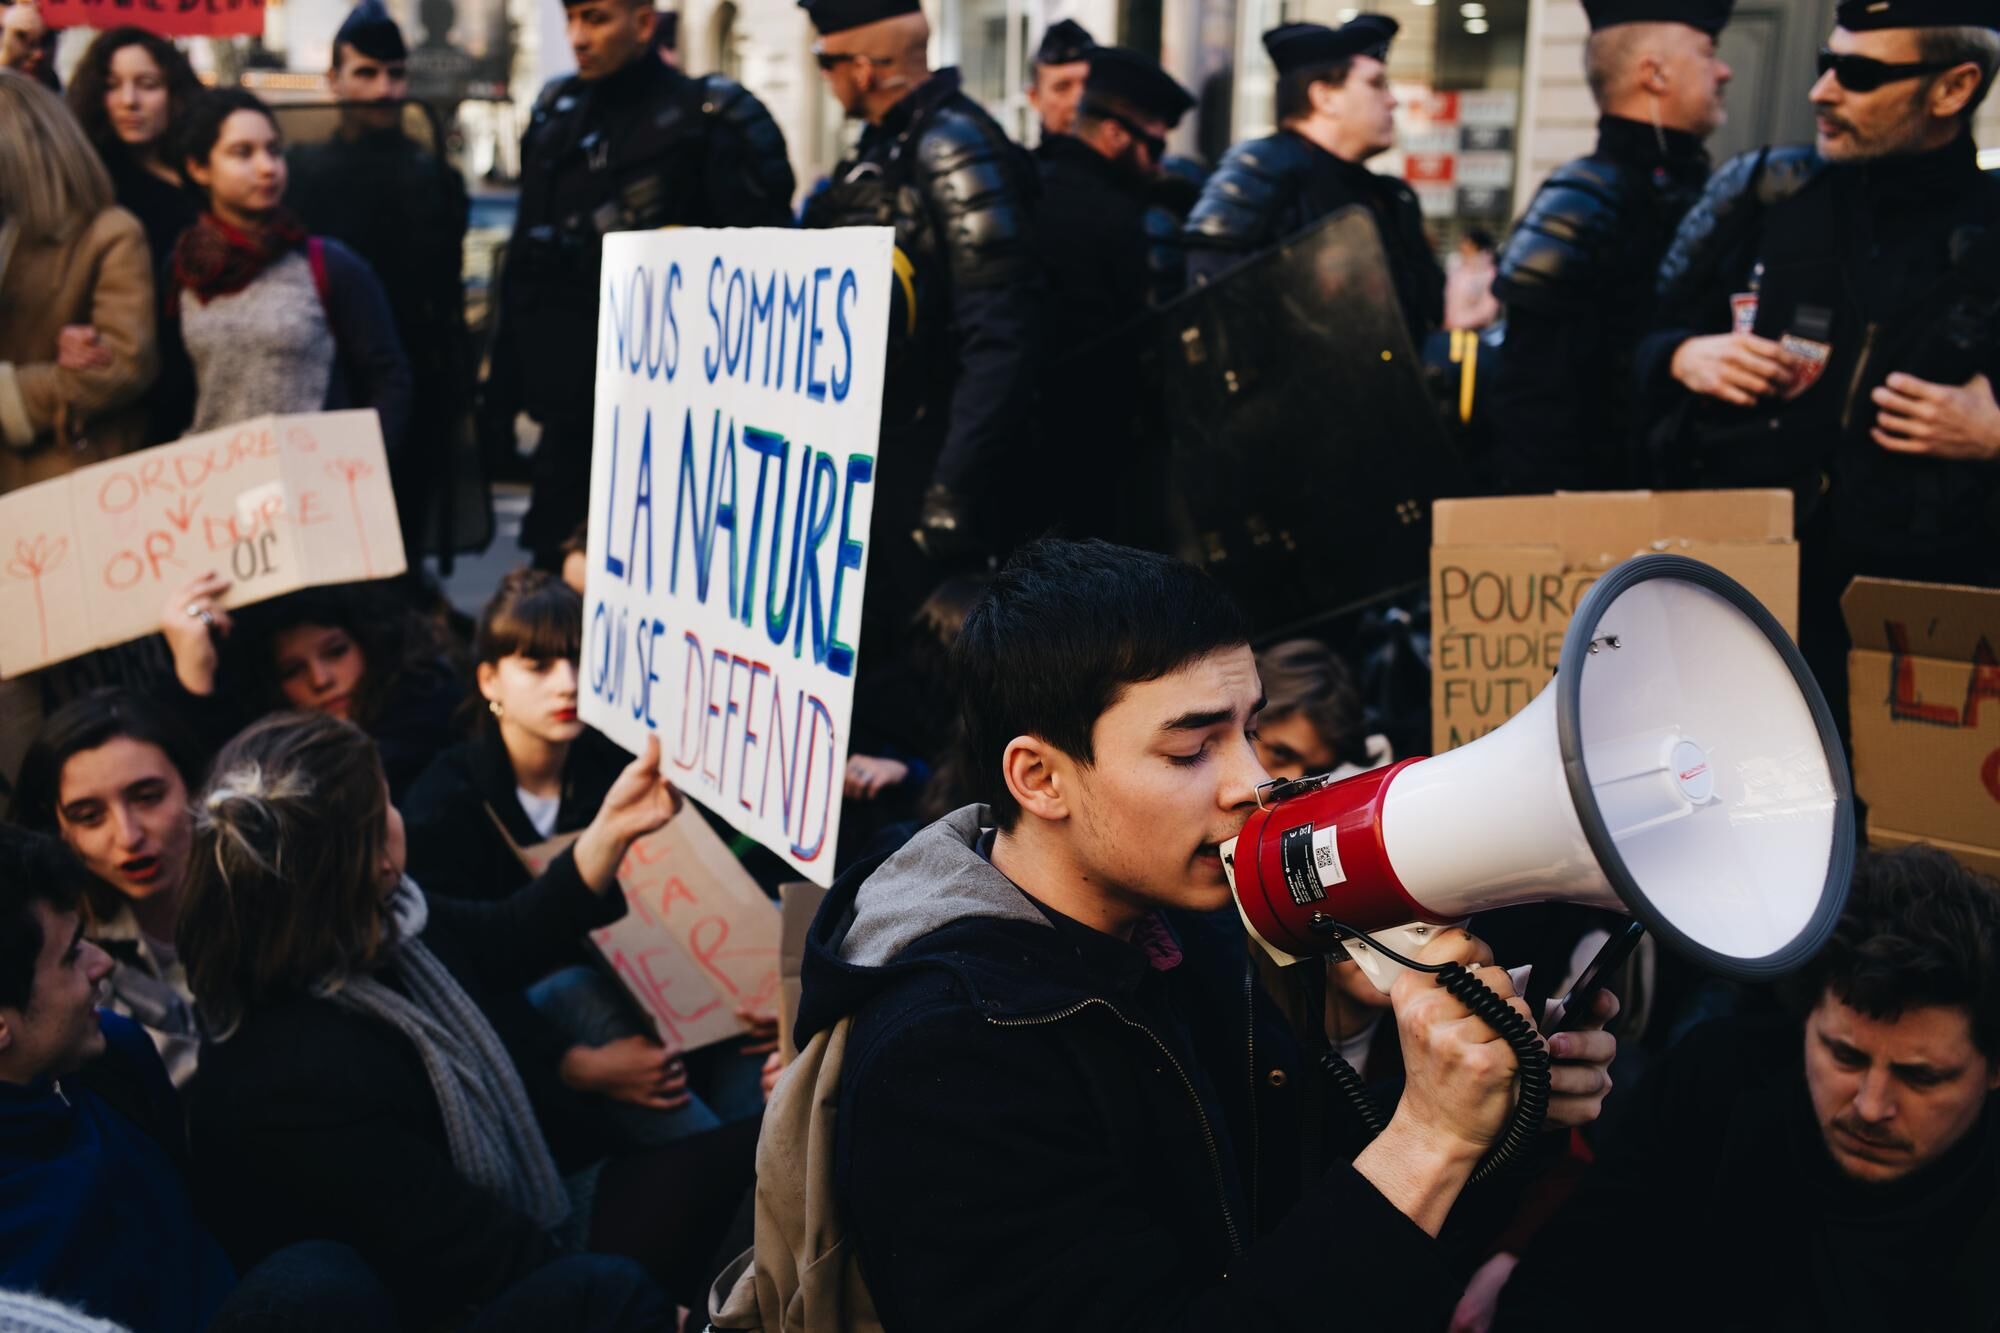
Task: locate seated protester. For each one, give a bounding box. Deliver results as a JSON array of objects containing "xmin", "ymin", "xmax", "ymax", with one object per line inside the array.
[
  {"xmin": 179, "ymin": 712, "xmax": 681, "ymax": 1330},
  {"xmin": 170, "ymin": 87, "xmax": 411, "ymax": 453},
  {"xmin": 162, "ymin": 574, "xmax": 462, "ymax": 799},
  {"xmin": 402, "ymin": 570, "xmax": 770, "ymax": 1144},
  {"xmin": 11, "ymin": 690, "xmax": 207, "ymax": 1086},
  {"xmin": 1249, "ymin": 638, "xmax": 1392, "ymax": 784},
  {"xmin": 717, "ymin": 539, "xmax": 1618, "ymax": 1330},
  {"xmin": 1491, "ymin": 844, "xmax": 2000, "ymax": 1332},
  {"xmin": 0, "ymin": 825, "xmax": 233, "ymax": 1332}
]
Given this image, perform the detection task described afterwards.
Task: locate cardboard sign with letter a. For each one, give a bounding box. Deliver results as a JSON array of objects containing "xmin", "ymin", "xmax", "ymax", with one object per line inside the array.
[
  {"xmin": 514, "ymin": 811, "xmax": 781, "ymax": 1053},
  {"xmin": 0, "ymin": 410, "xmax": 403, "ymax": 678},
  {"xmin": 1431, "ymin": 491, "xmax": 1797, "ymax": 753},
  {"xmin": 1843, "ymin": 578, "xmax": 2000, "ymax": 880}
]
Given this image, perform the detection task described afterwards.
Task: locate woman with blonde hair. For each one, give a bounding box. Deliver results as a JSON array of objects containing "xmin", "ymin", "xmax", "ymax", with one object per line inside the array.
[{"xmin": 0, "ymin": 71, "xmax": 158, "ymax": 488}]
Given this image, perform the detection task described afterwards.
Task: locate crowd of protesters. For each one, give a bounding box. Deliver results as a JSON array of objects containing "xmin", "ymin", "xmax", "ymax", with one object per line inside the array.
[{"xmin": 1, "ymin": 0, "xmax": 1999, "ymax": 1328}]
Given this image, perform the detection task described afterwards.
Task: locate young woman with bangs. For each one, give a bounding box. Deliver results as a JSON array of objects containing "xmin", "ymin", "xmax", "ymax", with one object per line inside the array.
[{"xmin": 402, "ymin": 570, "xmax": 774, "ymax": 1147}]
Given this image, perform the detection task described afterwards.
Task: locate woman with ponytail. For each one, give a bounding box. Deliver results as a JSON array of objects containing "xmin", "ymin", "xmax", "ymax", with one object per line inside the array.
[{"xmin": 178, "ymin": 711, "xmax": 681, "ymax": 1330}]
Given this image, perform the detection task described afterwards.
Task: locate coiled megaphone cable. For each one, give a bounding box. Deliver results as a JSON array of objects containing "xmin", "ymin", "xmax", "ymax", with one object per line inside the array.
[{"xmin": 1313, "ymin": 922, "xmax": 1552, "ymax": 1185}]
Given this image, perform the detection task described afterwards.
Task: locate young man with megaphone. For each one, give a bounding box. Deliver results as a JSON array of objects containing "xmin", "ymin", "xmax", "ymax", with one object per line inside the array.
[{"xmin": 719, "ymin": 539, "xmax": 1622, "ymax": 1331}]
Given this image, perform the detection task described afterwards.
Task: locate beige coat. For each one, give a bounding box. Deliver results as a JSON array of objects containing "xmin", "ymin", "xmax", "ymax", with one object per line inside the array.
[{"xmin": 0, "ymin": 206, "xmax": 158, "ymax": 492}]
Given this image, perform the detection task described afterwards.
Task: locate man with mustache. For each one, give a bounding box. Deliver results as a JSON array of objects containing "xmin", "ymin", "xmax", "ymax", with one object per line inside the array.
[
  {"xmin": 1492, "ymin": 844, "xmax": 2000, "ymax": 1329},
  {"xmin": 1488, "ymin": 0, "xmax": 1735, "ymax": 493},
  {"xmin": 1637, "ymin": 0, "xmax": 2000, "ymax": 726}
]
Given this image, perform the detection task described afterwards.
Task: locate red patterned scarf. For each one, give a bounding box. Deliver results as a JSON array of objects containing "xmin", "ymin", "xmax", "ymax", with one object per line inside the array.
[{"xmin": 170, "ymin": 209, "xmax": 308, "ymax": 308}]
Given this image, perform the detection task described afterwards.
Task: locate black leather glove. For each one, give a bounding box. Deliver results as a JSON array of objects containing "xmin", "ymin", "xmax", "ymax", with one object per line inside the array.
[{"xmin": 912, "ymin": 484, "xmax": 982, "ymax": 563}]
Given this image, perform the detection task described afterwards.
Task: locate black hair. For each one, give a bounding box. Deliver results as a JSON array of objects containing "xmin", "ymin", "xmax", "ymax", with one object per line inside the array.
[
  {"xmin": 952, "ymin": 539, "xmax": 1251, "ymax": 828},
  {"xmin": 1464, "ymin": 226, "xmax": 1495, "ymax": 252},
  {"xmin": 220, "ymin": 581, "xmax": 448, "ymax": 732},
  {"xmin": 11, "ymin": 688, "xmax": 205, "ymax": 835},
  {"xmin": 65, "ymin": 27, "xmax": 202, "ymax": 167},
  {"xmin": 473, "ymin": 568, "xmax": 583, "ymax": 668},
  {"xmin": 0, "ymin": 826, "xmax": 92, "ymax": 1014},
  {"xmin": 1275, "ymin": 57, "xmax": 1354, "ymax": 123},
  {"xmin": 180, "ymin": 86, "xmax": 278, "ymax": 178},
  {"xmin": 1786, "ymin": 844, "xmax": 2000, "ymax": 1062}
]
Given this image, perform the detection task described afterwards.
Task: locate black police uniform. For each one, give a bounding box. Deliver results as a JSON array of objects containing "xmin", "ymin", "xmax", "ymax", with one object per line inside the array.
[
  {"xmin": 1488, "ymin": 117, "xmax": 1712, "ymax": 492},
  {"xmin": 802, "ymin": 67, "xmax": 1036, "ymax": 618},
  {"xmin": 1183, "ymin": 130, "xmax": 1442, "ymax": 338},
  {"xmin": 489, "ymin": 52, "xmax": 795, "ymax": 560},
  {"xmin": 1180, "ymin": 19, "xmax": 1443, "ymax": 340},
  {"xmin": 1639, "ymin": 128, "xmax": 2000, "ymax": 723},
  {"xmin": 1031, "ymin": 48, "xmax": 1195, "ymax": 542},
  {"xmin": 288, "ymin": 127, "xmax": 470, "ymax": 559}
]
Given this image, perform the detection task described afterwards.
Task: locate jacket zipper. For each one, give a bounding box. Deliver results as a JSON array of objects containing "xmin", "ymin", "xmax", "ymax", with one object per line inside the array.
[
  {"xmin": 989, "ymin": 999, "xmax": 1245, "ymax": 1258},
  {"xmin": 1244, "ymin": 961, "xmax": 1259, "ymax": 1240},
  {"xmin": 1841, "ymin": 321, "xmax": 1879, "ymax": 433}
]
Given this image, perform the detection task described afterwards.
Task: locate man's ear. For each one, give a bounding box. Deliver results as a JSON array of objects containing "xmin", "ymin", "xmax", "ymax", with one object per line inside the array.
[
  {"xmin": 1001, "ymin": 734, "xmax": 1071, "ymax": 824},
  {"xmin": 1931, "ymin": 63, "xmax": 1983, "ymax": 121}
]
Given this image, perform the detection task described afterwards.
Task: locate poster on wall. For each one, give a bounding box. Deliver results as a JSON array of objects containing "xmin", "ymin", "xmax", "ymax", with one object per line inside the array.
[{"xmin": 581, "ymin": 226, "xmax": 895, "ymax": 888}]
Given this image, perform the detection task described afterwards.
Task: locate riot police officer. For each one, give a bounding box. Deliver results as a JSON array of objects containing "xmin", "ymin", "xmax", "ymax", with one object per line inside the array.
[
  {"xmin": 288, "ymin": 0, "xmax": 470, "ymax": 567},
  {"xmin": 1641, "ymin": 0, "xmax": 2000, "ymax": 719},
  {"xmin": 801, "ymin": 0, "xmax": 1037, "ymax": 626},
  {"xmin": 1033, "ymin": 47, "xmax": 1194, "ymax": 543},
  {"xmin": 1182, "ymin": 17, "xmax": 1443, "ymax": 342},
  {"xmin": 485, "ymin": 0, "xmax": 794, "ymax": 566},
  {"xmin": 1488, "ymin": 0, "xmax": 1734, "ymax": 493},
  {"xmin": 1028, "ymin": 19, "xmax": 1094, "ymax": 148}
]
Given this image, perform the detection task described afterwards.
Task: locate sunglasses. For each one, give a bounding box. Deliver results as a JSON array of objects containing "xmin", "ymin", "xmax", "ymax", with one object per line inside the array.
[
  {"xmin": 1816, "ymin": 48, "xmax": 1959, "ymax": 93},
  {"xmin": 813, "ymin": 49, "xmax": 887, "ymax": 70},
  {"xmin": 1098, "ymin": 108, "xmax": 1166, "ymax": 161}
]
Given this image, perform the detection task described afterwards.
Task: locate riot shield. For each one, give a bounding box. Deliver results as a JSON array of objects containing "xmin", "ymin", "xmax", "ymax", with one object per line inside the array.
[
  {"xmin": 1160, "ymin": 206, "xmax": 1466, "ymax": 637},
  {"xmin": 270, "ymin": 101, "xmax": 493, "ymax": 569}
]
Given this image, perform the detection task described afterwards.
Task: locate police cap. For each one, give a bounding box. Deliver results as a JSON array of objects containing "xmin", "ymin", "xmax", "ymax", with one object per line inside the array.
[
  {"xmin": 1582, "ymin": 0, "xmax": 1734, "ymax": 36},
  {"xmin": 1085, "ymin": 46, "xmax": 1195, "ymax": 126},
  {"xmin": 1261, "ymin": 15, "xmax": 1398, "ymax": 75},
  {"xmin": 334, "ymin": 0, "xmax": 408, "ymax": 61},
  {"xmin": 1036, "ymin": 19, "xmax": 1095, "ymax": 66},
  {"xmin": 1835, "ymin": 0, "xmax": 2000, "ymax": 29},
  {"xmin": 799, "ymin": 0, "xmax": 919, "ymax": 36}
]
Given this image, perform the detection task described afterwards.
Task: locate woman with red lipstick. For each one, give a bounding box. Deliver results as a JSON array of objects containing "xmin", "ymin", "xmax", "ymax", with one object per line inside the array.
[
  {"xmin": 11, "ymin": 689, "xmax": 207, "ymax": 1086},
  {"xmin": 404, "ymin": 570, "xmax": 774, "ymax": 1144},
  {"xmin": 169, "ymin": 88, "xmax": 410, "ymax": 452}
]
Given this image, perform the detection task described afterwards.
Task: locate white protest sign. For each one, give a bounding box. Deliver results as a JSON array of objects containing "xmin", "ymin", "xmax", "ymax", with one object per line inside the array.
[
  {"xmin": 582, "ymin": 227, "xmax": 894, "ymax": 888},
  {"xmin": 0, "ymin": 411, "xmax": 404, "ymax": 678}
]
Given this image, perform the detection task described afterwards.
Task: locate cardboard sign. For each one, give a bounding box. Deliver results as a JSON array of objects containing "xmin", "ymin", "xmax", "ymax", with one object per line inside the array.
[
  {"xmin": 1430, "ymin": 491, "xmax": 1797, "ymax": 753},
  {"xmin": 1843, "ymin": 578, "xmax": 2000, "ymax": 880},
  {"xmin": 516, "ymin": 812, "xmax": 782, "ymax": 1054},
  {"xmin": 581, "ymin": 227, "xmax": 895, "ymax": 887},
  {"xmin": 42, "ymin": 0, "xmax": 265, "ymax": 38},
  {"xmin": 0, "ymin": 411, "xmax": 404, "ymax": 678}
]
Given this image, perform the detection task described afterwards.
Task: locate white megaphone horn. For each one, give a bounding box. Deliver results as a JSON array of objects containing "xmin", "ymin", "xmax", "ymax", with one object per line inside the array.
[{"xmin": 1222, "ymin": 554, "xmax": 1855, "ymax": 994}]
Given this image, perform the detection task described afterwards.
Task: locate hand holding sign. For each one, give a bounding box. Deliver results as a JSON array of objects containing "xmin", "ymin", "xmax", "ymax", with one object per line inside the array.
[
  {"xmin": 575, "ymin": 735, "xmax": 686, "ymax": 893},
  {"xmin": 160, "ymin": 571, "xmax": 234, "ymax": 696}
]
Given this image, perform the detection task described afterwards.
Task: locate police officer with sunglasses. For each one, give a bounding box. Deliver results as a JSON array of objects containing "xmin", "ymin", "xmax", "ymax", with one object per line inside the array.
[{"xmin": 1638, "ymin": 0, "xmax": 2000, "ymax": 732}]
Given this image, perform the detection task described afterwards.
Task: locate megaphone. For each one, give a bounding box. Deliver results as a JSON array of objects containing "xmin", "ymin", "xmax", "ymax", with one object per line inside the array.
[{"xmin": 1223, "ymin": 554, "xmax": 1854, "ymax": 994}]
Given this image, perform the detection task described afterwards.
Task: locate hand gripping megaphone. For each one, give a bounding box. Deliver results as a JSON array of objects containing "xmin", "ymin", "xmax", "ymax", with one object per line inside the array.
[{"xmin": 1223, "ymin": 555, "xmax": 1855, "ymax": 996}]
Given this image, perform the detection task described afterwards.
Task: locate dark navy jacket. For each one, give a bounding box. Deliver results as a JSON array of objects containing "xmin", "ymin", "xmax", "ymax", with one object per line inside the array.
[{"xmin": 800, "ymin": 808, "xmax": 1461, "ymax": 1332}]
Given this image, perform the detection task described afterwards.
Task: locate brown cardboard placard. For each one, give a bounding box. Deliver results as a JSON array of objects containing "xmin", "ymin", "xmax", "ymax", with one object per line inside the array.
[
  {"xmin": 0, "ymin": 410, "xmax": 404, "ymax": 678},
  {"xmin": 511, "ymin": 811, "xmax": 781, "ymax": 1054},
  {"xmin": 1430, "ymin": 490, "xmax": 1797, "ymax": 753},
  {"xmin": 1842, "ymin": 577, "xmax": 2000, "ymax": 875}
]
